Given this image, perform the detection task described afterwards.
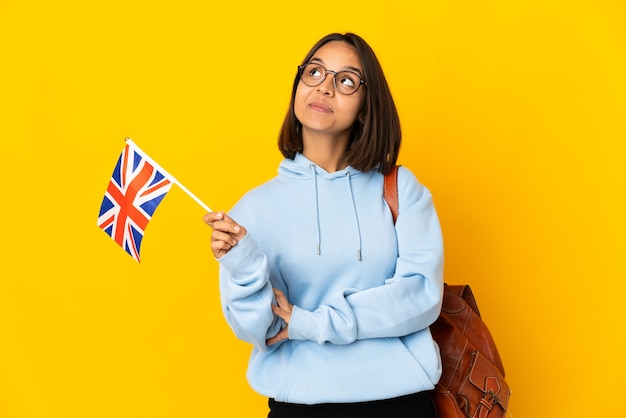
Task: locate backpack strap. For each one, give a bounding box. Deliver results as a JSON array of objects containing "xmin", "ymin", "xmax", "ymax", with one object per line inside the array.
[
  {"xmin": 444, "ymin": 284, "xmax": 482, "ymax": 318},
  {"xmin": 383, "ymin": 165, "xmax": 400, "ymax": 224}
]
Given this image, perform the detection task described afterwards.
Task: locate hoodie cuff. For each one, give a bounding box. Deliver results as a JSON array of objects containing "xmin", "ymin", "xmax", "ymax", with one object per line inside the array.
[
  {"xmin": 288, "ymin": 305, "xmax": 319, "ymax": 342},
  {"xmin": 217, "ymin": 234, "xmax": 265, "ymax": 284}
]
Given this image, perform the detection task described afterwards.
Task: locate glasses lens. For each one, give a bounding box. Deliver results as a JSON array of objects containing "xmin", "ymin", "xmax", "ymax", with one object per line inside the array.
[
  {"xmin": 299, "ymin": 63, "xmax": 364, "ymax": 94},
  {"xmin": 335, "ymin": 71, "xmax": 361, "ymax": 95},
  {"xmin": 301, "ymin": 63, "xmax": 326, "ymax": 87}
]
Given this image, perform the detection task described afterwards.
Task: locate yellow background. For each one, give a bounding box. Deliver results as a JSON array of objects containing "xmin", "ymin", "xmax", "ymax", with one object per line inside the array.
[{"xmin": 1, "ymin": 1, "xmax": 624, "ymax": 417}]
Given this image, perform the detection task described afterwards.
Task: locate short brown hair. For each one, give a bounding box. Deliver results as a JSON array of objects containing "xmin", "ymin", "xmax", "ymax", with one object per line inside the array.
[{"xmin": 277, "ymin": 33, "xmax": 401, "ymax": 175}]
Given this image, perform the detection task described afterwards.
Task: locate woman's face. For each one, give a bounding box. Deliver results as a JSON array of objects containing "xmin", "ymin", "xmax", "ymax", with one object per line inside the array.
[{"xmin": 294, "ymin": 41, "xmax": 365, "ymax": 143}]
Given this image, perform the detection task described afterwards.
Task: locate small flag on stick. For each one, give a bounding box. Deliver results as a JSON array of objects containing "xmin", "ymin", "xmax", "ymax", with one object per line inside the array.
[{"xmin": 97, "ymin": 138, "xmax": 210, "ymax": 262}]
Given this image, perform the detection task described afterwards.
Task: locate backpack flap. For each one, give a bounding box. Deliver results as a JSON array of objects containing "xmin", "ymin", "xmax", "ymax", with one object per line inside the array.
[{"xmin": 458, "ymin": 351, "xmax": 511, "ymax": 418}]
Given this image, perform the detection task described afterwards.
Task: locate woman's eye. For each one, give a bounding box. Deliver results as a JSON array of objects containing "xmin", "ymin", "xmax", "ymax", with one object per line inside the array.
[
  {"xmin": 340, "ymin": 75, "xmax": 356, "ymax": 87},
  {"xmin": 309, "ymin": 67, "xmax": 323, "ymax": 77}
]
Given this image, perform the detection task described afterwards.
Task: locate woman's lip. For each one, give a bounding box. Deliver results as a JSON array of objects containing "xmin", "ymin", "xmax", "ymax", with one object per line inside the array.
[{"xmin": 309, "ymin": 102, "xmax": 332, "ymax": 113}]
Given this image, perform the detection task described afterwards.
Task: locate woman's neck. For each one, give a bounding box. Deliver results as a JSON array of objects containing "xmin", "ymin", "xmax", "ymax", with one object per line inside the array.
[{"xmin": 302, "ymin": 132, "xmax": 349, "ymax": 173}]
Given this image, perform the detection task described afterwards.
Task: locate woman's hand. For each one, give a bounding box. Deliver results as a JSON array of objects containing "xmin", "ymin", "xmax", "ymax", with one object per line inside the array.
[
  {"xmin": 202, "ymin": 211, "xmax": 247, "ymax": 258},
  {"xmin": 266, "ymin": 288, "xmax": 293, "ymax": 346}
]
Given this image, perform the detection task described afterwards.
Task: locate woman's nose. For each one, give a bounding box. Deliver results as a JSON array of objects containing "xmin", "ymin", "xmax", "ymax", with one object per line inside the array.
[{"xmin": 317, "ymin": 74, "xmax": 335, "ymax": 96}]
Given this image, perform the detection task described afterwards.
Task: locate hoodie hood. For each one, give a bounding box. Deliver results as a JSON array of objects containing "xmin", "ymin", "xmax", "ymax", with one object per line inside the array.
[
  {"xmin": 279, "ymin": 153, "xmax": 364, "ymax": 260},
  {"xmin": 278, "ymin": 153, "xmax": 363, "ymax": 180}
]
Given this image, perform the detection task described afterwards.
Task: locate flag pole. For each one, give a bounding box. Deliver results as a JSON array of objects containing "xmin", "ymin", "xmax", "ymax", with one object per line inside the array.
[{"xmin": 125, "ymin": 138, "xmax": 212, "ymax": 212}]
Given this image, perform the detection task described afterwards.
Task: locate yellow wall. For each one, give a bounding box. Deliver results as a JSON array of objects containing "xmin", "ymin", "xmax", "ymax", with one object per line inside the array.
[{"xmin": 1, "ymin": 1, "xmax": 624, "ymax": 416}]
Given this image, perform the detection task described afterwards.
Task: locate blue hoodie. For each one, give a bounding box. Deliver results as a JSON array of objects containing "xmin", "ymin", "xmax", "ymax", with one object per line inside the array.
[{"xmin": 217, "ymin": 153, "xmax": 444, "ymax": 404}]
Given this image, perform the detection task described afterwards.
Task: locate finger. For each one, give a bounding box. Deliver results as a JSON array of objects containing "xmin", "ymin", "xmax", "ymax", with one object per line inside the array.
[
  {"xmin": 218, "ymin": 213, "xmax": 247, "ymax": 238},
  {"xmin": 273, "ymin": 289, "xmax": 292, "ymax": 312},
  {"xmin": 266, "ymin": 326, "xmax": 289, "ymax": 346},
  {"xmin": 202, "ymin": 211, "xmax": 225, "ymax": 226},
  {"xmin": 203, "ymin": 212, "xmax": 240, "ymax": 232},
  {"xmin": 205, "ymin": 212, "xmax": 247, "ymax": 241},
  {"xmin": 211, "ymin": 230, "xmax": 238, "ymax": 247},
  {"xmin": 211, "ymin": 241, "xmax": 233, "ymax": 258},
  {"xmin": 213, "ymin": 220, "xmax": 247, "ymax": 239},
  {"xmin": 211, "ymin": 239, "xmax": 233, "ymax": 252},
  {"xmin": 271, "ymin": 304, "xmax": 290, "ymax": 322},
  {"xmin": 211, "ymin": 219, "xmax": 238, "ymax": 233},
  {"xmin": 273, "ymin": 288, "xmax": 284, "ymax": 302}
]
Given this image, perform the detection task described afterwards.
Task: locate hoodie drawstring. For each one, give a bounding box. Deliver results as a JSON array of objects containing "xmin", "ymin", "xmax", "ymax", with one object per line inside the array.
[
  {"xmin": 310, "ymin": 164, "xmax": 322, "ymax": 256},
  {"xmin": 309, "ymin": 164, "xmax": 363, "ymax": 261},
  {"xmin": 345, "ymin": 171, "xmax": 363, "ymax": 261}
]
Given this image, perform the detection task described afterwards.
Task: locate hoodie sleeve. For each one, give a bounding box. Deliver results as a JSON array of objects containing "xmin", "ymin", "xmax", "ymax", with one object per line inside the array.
[
  {"xmin": 217, "ymin": 233, "xmax": 283, "ymax": 351},
  {"xmin": 288, "ymin": 167, "xmax": 444, "ymax": 344}
]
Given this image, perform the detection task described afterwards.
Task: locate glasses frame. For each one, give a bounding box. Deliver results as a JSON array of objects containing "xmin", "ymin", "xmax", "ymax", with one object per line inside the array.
[{"xmin": 298, "ymin": 63, "xmax": 366, "ymax": 95}]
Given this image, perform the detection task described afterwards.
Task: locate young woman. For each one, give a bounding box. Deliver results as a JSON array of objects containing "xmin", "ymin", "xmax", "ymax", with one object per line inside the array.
[{"xmin": 203, "ymin": 33, "xmax": 444, "ymax": 418}]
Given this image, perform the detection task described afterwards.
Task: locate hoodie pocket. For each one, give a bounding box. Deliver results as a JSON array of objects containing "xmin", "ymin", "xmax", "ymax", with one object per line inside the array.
[{"xmin": 394, "ymin": 329, "xmax": 442, "ymax": 387}]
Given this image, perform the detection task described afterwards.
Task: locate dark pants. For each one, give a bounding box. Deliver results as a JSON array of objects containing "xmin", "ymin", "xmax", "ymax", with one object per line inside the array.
[{"xmin": 268, "ymin": 391, "xmax": 437, "ymax": 418}]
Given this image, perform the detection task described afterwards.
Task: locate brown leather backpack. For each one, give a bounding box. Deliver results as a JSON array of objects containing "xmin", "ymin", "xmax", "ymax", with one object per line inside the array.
[{"xmin": 384, "ymin": 166, "xmax": 511, "ymax": 418}]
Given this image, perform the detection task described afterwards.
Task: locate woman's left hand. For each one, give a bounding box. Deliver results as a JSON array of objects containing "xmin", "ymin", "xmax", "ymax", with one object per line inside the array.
[{"xmin": 266, "ymin": 288, "xmax": 293, "ymax": 345}]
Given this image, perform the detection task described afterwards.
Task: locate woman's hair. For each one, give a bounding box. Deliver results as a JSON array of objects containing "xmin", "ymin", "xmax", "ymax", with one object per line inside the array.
[{"xmin": 277, "ymin": 32, "xmax": 401, "ymax": 175}]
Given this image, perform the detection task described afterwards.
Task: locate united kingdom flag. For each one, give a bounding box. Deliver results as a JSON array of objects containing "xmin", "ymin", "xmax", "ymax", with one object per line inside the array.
[{"xmin": 97, "ymin": 142, "xmax": 173, "ymax": 262}]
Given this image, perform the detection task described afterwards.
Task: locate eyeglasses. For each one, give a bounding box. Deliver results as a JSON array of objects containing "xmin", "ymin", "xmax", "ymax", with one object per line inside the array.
[{"xmin": 298, "ymin": 62, "xmax": 366, "ymax": 95}]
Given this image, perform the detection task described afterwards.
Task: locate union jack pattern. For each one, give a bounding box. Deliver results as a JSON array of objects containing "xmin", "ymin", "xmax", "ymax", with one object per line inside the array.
[{"xmin": 97, "ymin": 143, "xmax": 173, "ymax": 262}]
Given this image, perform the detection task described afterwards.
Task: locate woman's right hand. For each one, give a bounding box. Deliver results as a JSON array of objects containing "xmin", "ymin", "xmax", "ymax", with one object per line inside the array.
[{"xmin": 202, "ymin": 211, "xmax": 248, "ymax": 258}]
